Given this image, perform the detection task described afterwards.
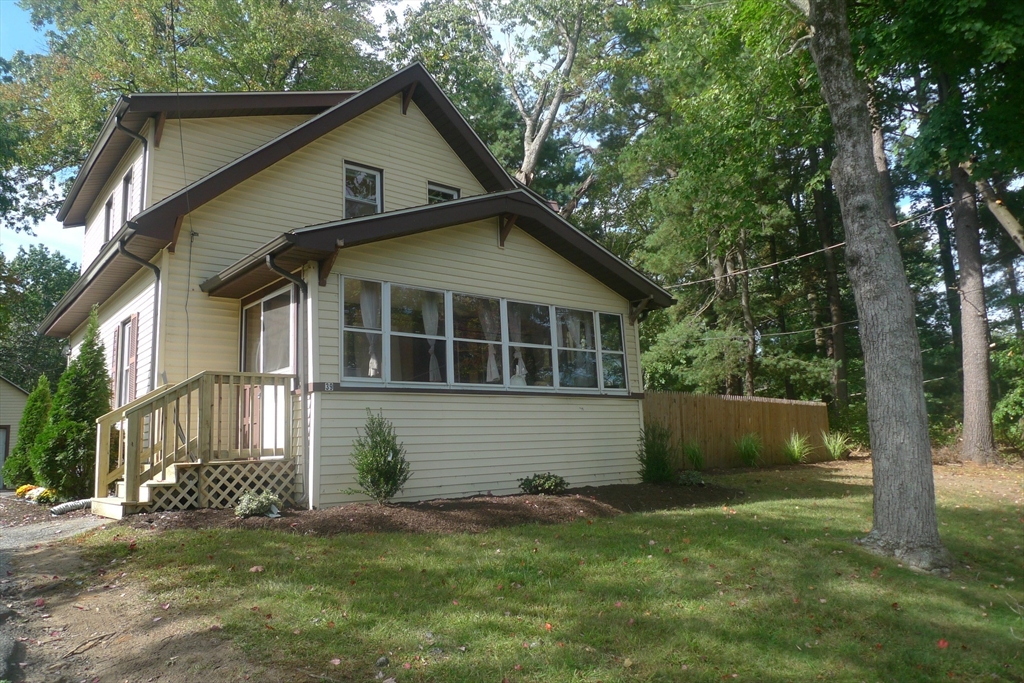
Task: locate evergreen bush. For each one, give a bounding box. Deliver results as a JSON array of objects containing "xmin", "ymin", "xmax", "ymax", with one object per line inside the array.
[
  {"xmin": 2, "ymin": 375, "xmax": 50, "ymax": 487},
  {"xmin": 637, "ymin": 422, "xmax": 677, "ymax": 484},
  {"xmin": 32, "ymin": 310, "xmax": 109, "ymax": 499},
  {"xmin": 346, "ymin": 410, "xmax": 412, "ymax": 504},
  {"xmin": 518, "ymin": 472, "xmax": 569, "ymax": 495}
]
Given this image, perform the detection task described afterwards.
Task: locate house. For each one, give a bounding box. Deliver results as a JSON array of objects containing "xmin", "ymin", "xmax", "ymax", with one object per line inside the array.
[
  {"xmin": 39, "ymin": 64, "xmax": 675, "ymax": 518},
  {"xmin": 0, "ymin": 375, "xmax": 30, "ymax": 477}
]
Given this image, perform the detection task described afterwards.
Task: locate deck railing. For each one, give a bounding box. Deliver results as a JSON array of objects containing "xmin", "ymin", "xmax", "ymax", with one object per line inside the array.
[{"xmin": 95, "ymin": 371, "xmax": 296, "ymax": 502}]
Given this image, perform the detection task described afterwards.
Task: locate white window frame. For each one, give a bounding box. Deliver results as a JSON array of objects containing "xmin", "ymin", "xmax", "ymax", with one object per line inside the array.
[
  {"xmin": 427, "ymin": 182, "xmax": 460, "ymax": 204},
  {"xmin": 343, "ymin": 162, "xmax": 382, "ymax": 218},
  {"xmin": 240, "ymin": 286, "xmax": 296, "ymax": 374},
  {"xmin": 121, "ymin": 170, "xmax": 134, "ymax": 223},
  {"xmin": 116, "ymin": 317, "xmax": 133, "ymax": 407},
  {"xmin": 338, "ymin": 277, "xmax": 630, "ymax": 394},
  {"xmin": 103, "ymin": 196, "xmax": 114, "ymax": 243}
]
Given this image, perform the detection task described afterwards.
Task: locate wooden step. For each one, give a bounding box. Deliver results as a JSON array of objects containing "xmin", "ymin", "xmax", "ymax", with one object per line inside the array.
[{"xmin": 91, "ymin": 497, "xmax": 149, "ymax": 520}]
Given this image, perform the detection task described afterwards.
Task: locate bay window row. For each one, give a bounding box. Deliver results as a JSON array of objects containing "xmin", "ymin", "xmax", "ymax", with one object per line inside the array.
[{"xmin": 341, "ymin": 277, "xmax": 627, "ymax": 391}]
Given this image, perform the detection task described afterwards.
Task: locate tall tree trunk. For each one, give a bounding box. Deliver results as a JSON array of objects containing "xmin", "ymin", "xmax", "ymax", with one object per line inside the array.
[
  {"xmin": 867, "ymin": 82, "xmax": 899, "ymax": 227},
  {"xmin": 737, "ymin": 235, "xmax": 757, "ymax": 397},
  {"xmin": 769, "ymin": 236, "xmax": 797, "ymax": 399},
  {"xmin": 1007, "ymin": 259, "xmax": 1023, "ymax": 338},
  {"xmin": 949, "ymin": 162, "xmax": 997, "ymax": 463},
  {"xmin": 798, "ymin": 0, "xmax": 948, "ymax": 570},
  {"xmin": 976, "ymin": 178, "xmax": 1024, "ymax": 254},
  {"xmin": 810, "ymin": 153, "xmax": 849, "ymax": 409},
  {"xmin": 930, "ymin": 178, "xmax": 962, "ymax": 348}
]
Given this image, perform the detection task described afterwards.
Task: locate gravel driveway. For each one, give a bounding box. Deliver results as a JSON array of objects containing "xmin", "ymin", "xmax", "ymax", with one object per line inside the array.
[{"xmin": 0, "ymin": 498, "xmax": 108, "ymax": 578}]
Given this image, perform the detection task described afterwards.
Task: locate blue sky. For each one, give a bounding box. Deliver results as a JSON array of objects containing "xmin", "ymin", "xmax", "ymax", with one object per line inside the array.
[{"xmin": 1, "ymin": 0, "xmax": 82, "ymax": 266}]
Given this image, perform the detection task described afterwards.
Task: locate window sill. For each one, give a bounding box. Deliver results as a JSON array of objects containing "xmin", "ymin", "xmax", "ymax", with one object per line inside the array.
[{"xmin": 308, "ymin": 382, "xmax": 640, "ymax": 400}]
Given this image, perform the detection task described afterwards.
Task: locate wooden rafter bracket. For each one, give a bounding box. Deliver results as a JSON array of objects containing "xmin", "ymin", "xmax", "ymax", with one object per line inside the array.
[
  {"xmin": 168, "ymin": 215, "xmax": 185, "ymax": 254},
  {"xmin": 500, "ymin": 213, "xmax": 518, "ymax": 247},
  {"xmin": 153, "ymin": 112, "xmax": 167, "ymax": 148},
  {"xmin": 318, "ymin": 245, "xmax": 342, "ymax": 287},
  {"xmin": 629, "ymin": 296, "xmax": 653, "ymax": 325},
  {"xmin": 402, "ymin": 83, "xmax": 417, "ymax": 115}
]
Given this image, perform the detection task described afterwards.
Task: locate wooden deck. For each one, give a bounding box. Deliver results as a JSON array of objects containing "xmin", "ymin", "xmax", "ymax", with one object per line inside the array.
[{"xmin": 92, "ymin": 371, "xmax": 297, "ymax": 519}]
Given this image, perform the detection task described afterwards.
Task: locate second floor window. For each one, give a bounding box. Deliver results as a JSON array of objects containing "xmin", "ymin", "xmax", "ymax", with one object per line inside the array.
[
  {"xmin": 121, "ymin": 170, "xmax": 134, "ymax": 223},
  {"xmin": 427, "ymin": 182, "xmax": 459, "ymax": 204},
  {"xmin": 103, "ymin": 197, "xmax": 114, "ymax": 243},
  {"xmin": 344, "ymin": 163, "xmax": 381, "ymax": 219}
]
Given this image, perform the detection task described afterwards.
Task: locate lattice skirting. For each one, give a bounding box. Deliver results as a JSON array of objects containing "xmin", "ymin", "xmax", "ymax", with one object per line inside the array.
[
  {"xmin": 199, "ymin": 459, "xmax": 295, "ymax": 509},
  {"xmin": 147, "ymin": 466, "xmax": 201, "ymax": 512}
]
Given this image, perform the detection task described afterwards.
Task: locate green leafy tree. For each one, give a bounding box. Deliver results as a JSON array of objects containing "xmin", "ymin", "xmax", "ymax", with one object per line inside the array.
[
  {"xmin": 31, "ymin": 309, "xmax": 109, "ymax": 499},
  {"xmin": 2, "ymin": 374, "xmax": 51, "ymax": 487},
  {"xmin": 0, "ymin": 245, "xmax": 79, "ymax": 389},
  {"xmin": 1, "ymin": 0, "xmax": 385, "ymax": 230}
]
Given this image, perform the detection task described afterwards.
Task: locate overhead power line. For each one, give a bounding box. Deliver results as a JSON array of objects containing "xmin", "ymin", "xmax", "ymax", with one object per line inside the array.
[{"xmin": 666, "ymin": 242, "xmax": 846, "ymax": 290}]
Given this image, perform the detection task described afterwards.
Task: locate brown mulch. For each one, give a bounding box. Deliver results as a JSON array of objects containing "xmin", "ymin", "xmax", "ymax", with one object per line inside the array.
[
  {"xmin": 0, "ymin": 493, "xmax": 94, "ymax": 528},
  {"xmin": 119, "ymin": 482, "xmax": 741, "ymax": 536}
]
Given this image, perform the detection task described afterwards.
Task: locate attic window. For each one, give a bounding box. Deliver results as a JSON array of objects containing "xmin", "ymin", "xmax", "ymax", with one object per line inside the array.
[
  {"xmin": 344, "ymin": 163, "xmax": 382, "ymax": 219},
  {"xmin": 427, "ymin": 182, "xmax": 459, "ymax": 204}
]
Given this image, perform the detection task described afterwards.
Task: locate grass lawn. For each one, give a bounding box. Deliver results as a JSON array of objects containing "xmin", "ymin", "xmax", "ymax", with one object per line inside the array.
[{"xmin": 80, "ymin": 461, "xmax": 1023, "ymax": 682}]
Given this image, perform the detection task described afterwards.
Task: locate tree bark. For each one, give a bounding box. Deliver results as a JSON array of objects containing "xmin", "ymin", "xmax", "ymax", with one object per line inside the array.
[
  {"xmin": 867, "ymin": 81, "xmax": 899, "ymax": 227},
  {"xmin": 930, "ymin": 178, "xmax": 962, "ymax": 348},
  {"xmin": 800, "ymin": 0, "xmax": 948, "ymax": 570},
  {"xmin": 976, "ymin": 178, "xmax": 1024, "ymax": 254},
  {"xmin": 949, "ymin": 162, "xmax": 997, "ymax": 463}
]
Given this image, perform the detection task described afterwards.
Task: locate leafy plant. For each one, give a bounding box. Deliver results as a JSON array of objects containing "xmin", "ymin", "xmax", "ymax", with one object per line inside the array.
[
  {"xmin": 3, "ymin": 374, "xmax": 50, "ymax": 488},
  {"xmin": 235, "ymin": 491, "xmax": 283, "ymax": 518},
  {"xmin": 15, "ymin": 484, "xmax": 38, "ymax": 498},
  {"xmin": 346, "ymin": 410, "xmax": 412, "ymax": 505},
  {"xmin": 781, "ymin": 432, "xmax": 812, "ymax": 464},
  {"xmin": 734, "ymin": 433, "xmax": 763, "ymax": 467},
  {"xmin": 821, "ymin": 430, "xmax": 852, "ymax": 460},
  {"xmin": 637, "ymin": 422, "xmax": 677, "ymax": 484},
  {"xmin": 518, "ymin": 472, "xmax": 569, "ymax": 495},
  {"xmin": 35, "ymin": 488, "xmax": 59, "ymax": 506},
  {"xmin": 682, "ymin": 439, "xmax": 705, "ymax": 472},
  {"xmin": 677, "ymin": 470, "xmax": 705, "ymax": 487}
]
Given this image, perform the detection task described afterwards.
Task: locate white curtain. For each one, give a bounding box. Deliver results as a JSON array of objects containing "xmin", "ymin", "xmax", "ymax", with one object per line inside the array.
[
  {"xmin": 421, "ymin": 292, "xmax": 441, "ymax": 382},
  {"xmin": 478, "ymin": 303, "xmax": 500, "ymax": 382},
  {"xmin": 508, "ymin": 306, "xmax": 527, "ymax": 385},
  {"xmin": 359, "ymin": 285, "xmax": 380, "ymax": 377}
]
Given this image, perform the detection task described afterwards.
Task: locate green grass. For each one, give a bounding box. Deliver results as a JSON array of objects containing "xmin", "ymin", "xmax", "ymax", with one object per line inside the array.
[{"xmin": 80, "ymin": 464, "xmax": 1024, "ymax": 682}]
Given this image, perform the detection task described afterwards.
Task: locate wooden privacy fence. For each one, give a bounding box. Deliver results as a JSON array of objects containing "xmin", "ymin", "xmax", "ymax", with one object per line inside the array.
[{"xmin": 642, "ymin": 392, "xmax": 831, "ymax": 469}]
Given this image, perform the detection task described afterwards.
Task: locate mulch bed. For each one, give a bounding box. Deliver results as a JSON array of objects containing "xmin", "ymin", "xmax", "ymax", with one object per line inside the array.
[
  {"xmin": 117, "ymin": 482, "xmax": 742, "ymax": 536},
  {"xmin": 0, "ymin": 494, "xmax": 95, "ymax": 528}
]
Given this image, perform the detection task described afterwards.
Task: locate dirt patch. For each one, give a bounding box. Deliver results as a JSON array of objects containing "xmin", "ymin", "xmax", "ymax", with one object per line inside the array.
[
  {"xmin": 0, "ymin": 495, "xmax": 94, "ymax": 529},
  {"xmin": 115, "ymin": 482, "xmax": 738, "ymax": 536}
]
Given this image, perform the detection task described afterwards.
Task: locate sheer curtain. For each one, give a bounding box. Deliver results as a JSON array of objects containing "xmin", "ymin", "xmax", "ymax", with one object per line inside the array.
[
  {"xmin": 478, "ymin": 303, "xmax": 500, "ymax": 382},
  {"xmin": 359, "ymin": 285, "xmax": 380, "ymax": 377},
  {"xmin": 421, "ymin": 292, "xmax": 441, "ymax": 382},
  {"xmin": 508, "ymin": 306, "xmax": 527, "ymax": 385}
]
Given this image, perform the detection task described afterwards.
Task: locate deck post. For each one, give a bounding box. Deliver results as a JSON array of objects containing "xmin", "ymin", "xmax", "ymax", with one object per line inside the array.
[
  {"xmin": 124, "ymin": 412, "xmax": 141, "ymax": 504},
  {"xmin": 95, "ymin": 419, "xmax": 111, "ymax": 498},
  {"xmin": 199, "ymin": 373, "xmax": 214, "ymax": 461}
]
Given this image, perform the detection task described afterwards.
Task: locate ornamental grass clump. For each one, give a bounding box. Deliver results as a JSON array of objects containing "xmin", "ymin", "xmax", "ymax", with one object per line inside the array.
[
  {"xmin": 821, "ymin": 430, "xmax": 852, "ymax": 460},
  {"xmin": 735, "ymin": 432, "xmax": 763, "ymax": 467},
  {"xmin": 346, "ymin": 410, "xmax": 412, "ymax": 505},
  {"xmin": 637, "ymin": 422, "xmax": 677, "ymax": 484},
  {"xmin": 781, "ymin": 432, "xmax": 812, "ymax": 464},
  {"xmin": 683, "ymin": 439, "xmax": 705, "ymax": 472},
  {"xmin": 519, "ymin": 472, "xmax": 569, "ymax": 495}
]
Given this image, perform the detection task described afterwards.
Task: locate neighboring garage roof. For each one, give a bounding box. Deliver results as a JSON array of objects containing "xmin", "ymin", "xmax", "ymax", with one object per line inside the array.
[
  {"xmin": 0, "ymin": 375, "xmax": 29, "ymax": 395},
  {"xmin": 58, "ymin": 90, "xmax": 357, "ymax": 227},
  {"xmin": 200, "ymin": 189, "xmax": 676, "ymax": 311},
  {"xmin": 40, "ymin": 64, "xmax": 518, "ymax": 338}
]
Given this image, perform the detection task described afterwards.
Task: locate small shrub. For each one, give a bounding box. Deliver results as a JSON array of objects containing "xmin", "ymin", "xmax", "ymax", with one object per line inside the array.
[
  {"xmin": 346, "ymin": 410, "xmax": 412, "ymax": 505},
  {"xmin": 677, "ymin": 470, "xmax": 705, "ymax": 487},
  {"xmin": 821, "ymin": 430, "xmax": 852, "ymax": 460},
  {"xmin": 35, "ymin": 488, "xmax": 59, "ymax": 506},
  {"xmin": 235, "ymin": 491, "xmax": 282, "ymax": 518},
  {"xmin": 781, "ymin": 432, "xmax": 812, "ymax": 464},
  {"xmin": 735, "ymin": 433, "xmax": 763, "ymax": 467},
  {"xmin": 637, "ymin": 422, "xmax": 677, "ymax": 484},
  {"xmin": 519, "ymin": 472, "xmax": 569, "ymax": 495},
  {"xmin": 15, "ymin": 484, "xmax": 39, "ymax": 498},
  {"xmin": 682, "ymin": 440, "xmax": 705, "ymax": 471}
]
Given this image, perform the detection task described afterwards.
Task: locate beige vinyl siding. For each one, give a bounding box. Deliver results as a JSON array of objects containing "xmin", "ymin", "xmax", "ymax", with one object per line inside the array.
[
  {"xmin": 317, "ymin": 393, "xmax": 641, "ymax": 505},
  {"xmin": 69, "ymin": 268, "xmax": 157, "ymax": 403},
  {"xmin": 160, "ymin": 96, "xmax": 486, "ymax": 383},
  {"xmin": 319, "ymin": 220, "xmax": 642, "ymax": 393},
  {"xmin": 81, "ymin": 139, "xmax": 147, "ymax": 272},
  {"xmin": 312, "ymin": 219, "xmax": 644, "ymax": 506},
  {"xmin": 0, "ymin": 378, "xmax": 29, "ymax": 465},
  {"xmin": 149, "ymin": 115, "xmax": 311, "ymax": 204}
]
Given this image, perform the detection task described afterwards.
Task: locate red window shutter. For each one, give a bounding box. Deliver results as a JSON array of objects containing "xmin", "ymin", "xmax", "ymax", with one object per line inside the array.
[
  {"xmin": 110, "ymin": 331, "xmax": 119, "ymax": 409},
  {"xmin": 127, "ymin": 313, "xmax": 139, "ymax": 402}
]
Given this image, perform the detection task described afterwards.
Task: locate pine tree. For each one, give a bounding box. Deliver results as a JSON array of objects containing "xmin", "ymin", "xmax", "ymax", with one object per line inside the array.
[
  {"xmin": 2, "ymin": 374, "xmax": 51, "ymax": 487},
  {"xmin": 31, "ymin": 309, "xmax": 109, "ymax": 499}
]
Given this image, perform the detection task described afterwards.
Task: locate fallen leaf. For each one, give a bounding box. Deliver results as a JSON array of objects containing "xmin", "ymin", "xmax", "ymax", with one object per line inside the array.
[
  {"xmin": 161, "ymin": 603, "xmax": 170, "ymax": 610},
  {"xmin": 249, "ymin": 566, "xmax": 264, "ymax": 573},
  {"xmin": 34, "ymin": 598, "xmax": 45, "ymax": 608},
  {"xmin": 545, "ymin": 623, "xmax": 552, "ymax": 631},
  {"xmin": 330, "ymin": 658, "xmax": 341, "ymax": 666},
  {"xmin": 938, "ymin": 639, "xmax": 949, "ymax": 649}
]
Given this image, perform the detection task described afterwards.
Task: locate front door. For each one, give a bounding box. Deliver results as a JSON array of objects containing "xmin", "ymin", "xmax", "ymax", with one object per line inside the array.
[{"xmin": 242, "ymin": 288, "xmax": 294, "ymax": 454}]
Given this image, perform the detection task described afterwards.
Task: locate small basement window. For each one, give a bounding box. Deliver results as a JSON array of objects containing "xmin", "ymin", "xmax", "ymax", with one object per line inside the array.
[
  {"xmin": 344, "ymin": 163, "xmax": 382, "ymax": 218},
  {"xmin": 427, "ymin": 182, "xmax": 460, "ymax": 204}
]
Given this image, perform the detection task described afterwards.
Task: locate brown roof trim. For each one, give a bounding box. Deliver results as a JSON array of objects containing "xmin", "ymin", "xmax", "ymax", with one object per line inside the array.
[
  {"xmin": 58, "ymin": 91, "xmax": 357, "ymax": 225},
  {"xmin": 129, "ymin": 63, "xmax": 517, "ymax": 243},
  {"xmin": 201, "ymin": 190, "xmax": 675, "ymax": 309}
]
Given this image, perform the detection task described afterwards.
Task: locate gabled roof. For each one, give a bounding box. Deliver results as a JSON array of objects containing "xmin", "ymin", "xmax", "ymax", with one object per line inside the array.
[
  {"xmin": 59, "ymin": 90, "xmax": 357, "ymax": 226},
  {"xmin": 0, "ymin": 374, "xmax": 30, "ymax": 395},
  {"xmin": 40, "ymin": 64, "xmax": 519, "ymax": 337},
  {"xmin": 200, "ymin": 189, "xmax": 676, "ymax": 310}
]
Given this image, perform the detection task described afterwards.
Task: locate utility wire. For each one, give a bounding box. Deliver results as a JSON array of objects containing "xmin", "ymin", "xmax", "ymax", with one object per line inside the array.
[{"xmin": 696, "ymin": 318, "xmax": 858, "ymax": 343}]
